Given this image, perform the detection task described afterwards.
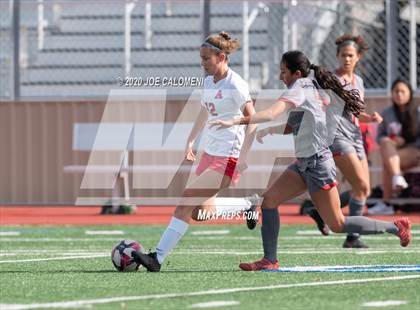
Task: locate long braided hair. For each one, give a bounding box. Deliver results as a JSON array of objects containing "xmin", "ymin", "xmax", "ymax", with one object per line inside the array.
[{"xmin": 281, "ymin": 51, "xmax": 365, "ymax": 116}]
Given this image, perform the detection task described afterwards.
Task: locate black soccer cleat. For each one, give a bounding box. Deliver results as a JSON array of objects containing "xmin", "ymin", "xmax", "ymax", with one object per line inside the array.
[
  {"xmin": 300, "ymin": 199, "xmax": 314, "ymax": 215},
  {"xmin": 308, "ymin": 208, "xmax": 330, "ymax": 236},
  {"xmin": 343, "ymin": 235, "xmax": 369, "ymax": 248},
  {"xmin": 244, "ymin": 194, "xmax": 260, "ymax": 230},
  {"xmin": 131, "ymin": 251, "xmax": 161, "ymax": 272}
]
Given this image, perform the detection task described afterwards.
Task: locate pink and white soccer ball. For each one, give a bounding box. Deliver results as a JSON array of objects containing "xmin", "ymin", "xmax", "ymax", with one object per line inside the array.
[{"xmin": 111, "ymin": 239, "xmax": 143, "ymax": 272}]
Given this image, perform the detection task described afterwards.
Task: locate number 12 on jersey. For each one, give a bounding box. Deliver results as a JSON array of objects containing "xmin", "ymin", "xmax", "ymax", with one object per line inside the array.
[{"xmin": 204, "ymin": 102, "xmax": 218, "ymax": 116}]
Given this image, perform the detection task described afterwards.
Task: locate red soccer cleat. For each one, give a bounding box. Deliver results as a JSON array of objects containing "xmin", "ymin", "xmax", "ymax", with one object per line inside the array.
[
  {"xmin": 394, "ymin": 217, "xmax": 411, "ymax": 247},
  {"xmin": 239, "ymin": 257, "xmax": 279, "ymax": 271}
]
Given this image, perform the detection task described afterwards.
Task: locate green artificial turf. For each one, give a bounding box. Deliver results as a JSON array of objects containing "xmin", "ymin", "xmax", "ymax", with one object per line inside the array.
[{"xmin": 0, "ymin": 225, "xmax": 419, "ymax": 310}]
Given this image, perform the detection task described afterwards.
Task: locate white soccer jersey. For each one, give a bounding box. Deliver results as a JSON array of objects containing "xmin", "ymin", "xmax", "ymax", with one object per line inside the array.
[{"xmin": 201, "ymin": 68, "xmax": 251, "ymax": 158}]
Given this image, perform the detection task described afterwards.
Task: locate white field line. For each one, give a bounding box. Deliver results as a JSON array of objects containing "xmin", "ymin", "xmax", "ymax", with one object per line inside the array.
[
  {"xmin": 0, "ymin": 249, "xmax": 111, "ymax": 253},
  {"xmin": 1, "ymin": 236, "xmax": 420, "ymax": 242},
  {"xmin": 0, "ymin": 254, "xmax": 108, "ymax": 264},
  {"xmin": 296, "ymin": 230, "xmax": 337, "ymax": 235},
  {"xmin": 0, "ymin": 229, "xmax": 417, "ymax": 238},
  {"xmin": 273, "ymin": 264, "xmax": 420, "ymax": 271},
  {"xmin": 0, "ymin": 275, "xmax": 419, "ymax": 310},
  {"xmin": 61, "ymin": 252, "xmax": 108, "ymax": 256},
  {"xmin": 0, "ymin": 237, "xmax": 260, "ymax": 242},
  {"xmin": 190, "ymin": 300, "xmax": 240, "ymax": 308},
  {"xmin": 276, "ymin": 267, "xmax": 420, "ymax": 273},
  {"xmin": 1, "ymin": 249, "xmax": 420, "ymax": 261},
  {"xmin": 191, "ymin": 230, "xmax": 230, "ymax": 236},
  {"xmin": 187, "ymin": 236, "xmax": 420, "ymax": 241},
  {"xmin": 0, "ymin": 231, "xmax": 20, "ymax": 236},
  {"xmin": 177, "ymin": 249, "xmax": 420, "ymax": 255},
  {"xmin": 0, "ymin": 250, "xmax": 420, "ymax": 264},
  {"xmin": 2, "ymin": 244, "xmax": 420, "ymax": 253},
  {"xmin": 0, "ymin": 238, "xmax": 123, "ymax": 242},
  {"xmin": 297, "ymin": 230, "xmax": 420, "ymax": 236},
  {"xmin": 355, "ymin": 250, "xmax": 420, "ymax": 255},
  {"xmin": 85, "ymin": 230, "xmax": 125, "ymax": 235},
  {"xmin": 0, "ymin": 251, "xmax": 109, "ymax": 255},
  {"xmin": 362, "ymin": 300, "xmax": 407, "ymax": 307}
]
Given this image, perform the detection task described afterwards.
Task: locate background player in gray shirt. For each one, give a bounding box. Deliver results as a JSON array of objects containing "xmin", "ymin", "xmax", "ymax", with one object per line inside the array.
[{"xmin": 303, "ymin": 35, "xmax": 383, "ymax": 248}]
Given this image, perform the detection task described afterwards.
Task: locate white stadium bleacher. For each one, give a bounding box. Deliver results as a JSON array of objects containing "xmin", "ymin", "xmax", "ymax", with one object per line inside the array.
[
  {"xmin": 0, "ymin": 1, "xmax": 400, "ymax": 98},
  {"xmin": 2, "ymin": 1, "xmax": 270, "ymax": 98}
]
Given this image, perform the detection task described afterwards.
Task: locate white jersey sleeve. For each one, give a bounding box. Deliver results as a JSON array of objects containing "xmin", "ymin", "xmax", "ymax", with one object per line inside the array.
[{"xmin": 232, "ymin": 79, "xmax": 252, "ymax": 109}]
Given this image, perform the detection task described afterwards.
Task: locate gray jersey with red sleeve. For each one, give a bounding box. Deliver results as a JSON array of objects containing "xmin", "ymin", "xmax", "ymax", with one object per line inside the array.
[
  {"xmin": 280, "ymin": 77, "xmax": 329, "ymax": 158},
  {"xmin": 333, "ymin": 73, "xmax": 365, "ymax": 142}
]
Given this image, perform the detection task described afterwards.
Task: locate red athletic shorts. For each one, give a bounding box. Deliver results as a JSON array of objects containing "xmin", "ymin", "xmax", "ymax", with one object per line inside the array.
[{"xmin": 195, "ymin": 152, "xmax": 240, "ymax": 185}]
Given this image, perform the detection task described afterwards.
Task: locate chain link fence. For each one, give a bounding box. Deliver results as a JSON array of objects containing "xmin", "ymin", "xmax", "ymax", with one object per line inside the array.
[
  {"xmin": 0, "ymin": 0, "xmax": 418, "ymax": 99},
  {"xmin": 0, "ymin": 0, "xmax": 13, "ymax": 98}
]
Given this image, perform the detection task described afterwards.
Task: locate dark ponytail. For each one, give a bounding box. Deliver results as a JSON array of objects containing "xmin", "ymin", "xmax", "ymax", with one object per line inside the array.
[
  {"xmin": 281, "ymin": 51, "xmax": 365, "ymax": 116},
  {"xmin": 310, "ymin": 64, "xmax": 365, "ymax": 116}
]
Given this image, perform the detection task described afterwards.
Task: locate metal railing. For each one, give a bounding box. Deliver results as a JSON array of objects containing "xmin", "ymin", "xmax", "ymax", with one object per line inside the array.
[{"xmin": 0, "ymin": 0, "xmax": 418, "ymax": 100}]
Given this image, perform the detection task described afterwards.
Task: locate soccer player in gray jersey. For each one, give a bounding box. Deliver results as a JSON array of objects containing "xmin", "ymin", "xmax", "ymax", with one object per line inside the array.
[
  {"xmin": 302, "ymin": 35, "xmax": 383, "ymax": 248},
  {"xmin": 210, "ymin": 51, "xmax": 411, "ymax": 271}
]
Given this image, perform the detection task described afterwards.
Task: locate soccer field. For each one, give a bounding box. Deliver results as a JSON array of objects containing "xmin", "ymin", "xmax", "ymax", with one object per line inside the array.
[{"xmin": 0, "ymin": 224, "xmax": 419, "ymax": 310}]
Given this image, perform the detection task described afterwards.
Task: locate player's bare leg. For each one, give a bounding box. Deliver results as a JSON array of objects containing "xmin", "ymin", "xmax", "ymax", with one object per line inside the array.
[{"xmin": 239, "ymin": 169, "xmax": 307, "ymax": 271}]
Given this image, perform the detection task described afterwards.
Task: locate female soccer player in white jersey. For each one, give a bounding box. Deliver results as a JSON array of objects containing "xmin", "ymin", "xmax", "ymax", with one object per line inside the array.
[
  {"xmin": 132, "ymin": 32, "xmax": 258, "ymax": 271},
  {"xmin": 303, "ymin": 34, "xmax": 383, "ymax": 248},
  {"xmin": 210, "ymin": 50, "xmax": 411, "ymax": 271}
]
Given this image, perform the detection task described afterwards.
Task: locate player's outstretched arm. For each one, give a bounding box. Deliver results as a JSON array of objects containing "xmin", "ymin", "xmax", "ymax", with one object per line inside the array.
[
  {"xmin": 209, "ymin": 99, "xmax": 294, "ymax": 128},
  {"xmin": 358, "ymin": 111, "xmax": 383, "ymax": 124},
  {"xmin": 256, "ymin": 124, "xmax": 288, "ymax": 143},
  {"xmin": 238, "ymin": 101, "xmax": 258, "ymax": 168},
  {"xmin": 185, "ymin": 106, "xmax": 209, "ymax": 161}
]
